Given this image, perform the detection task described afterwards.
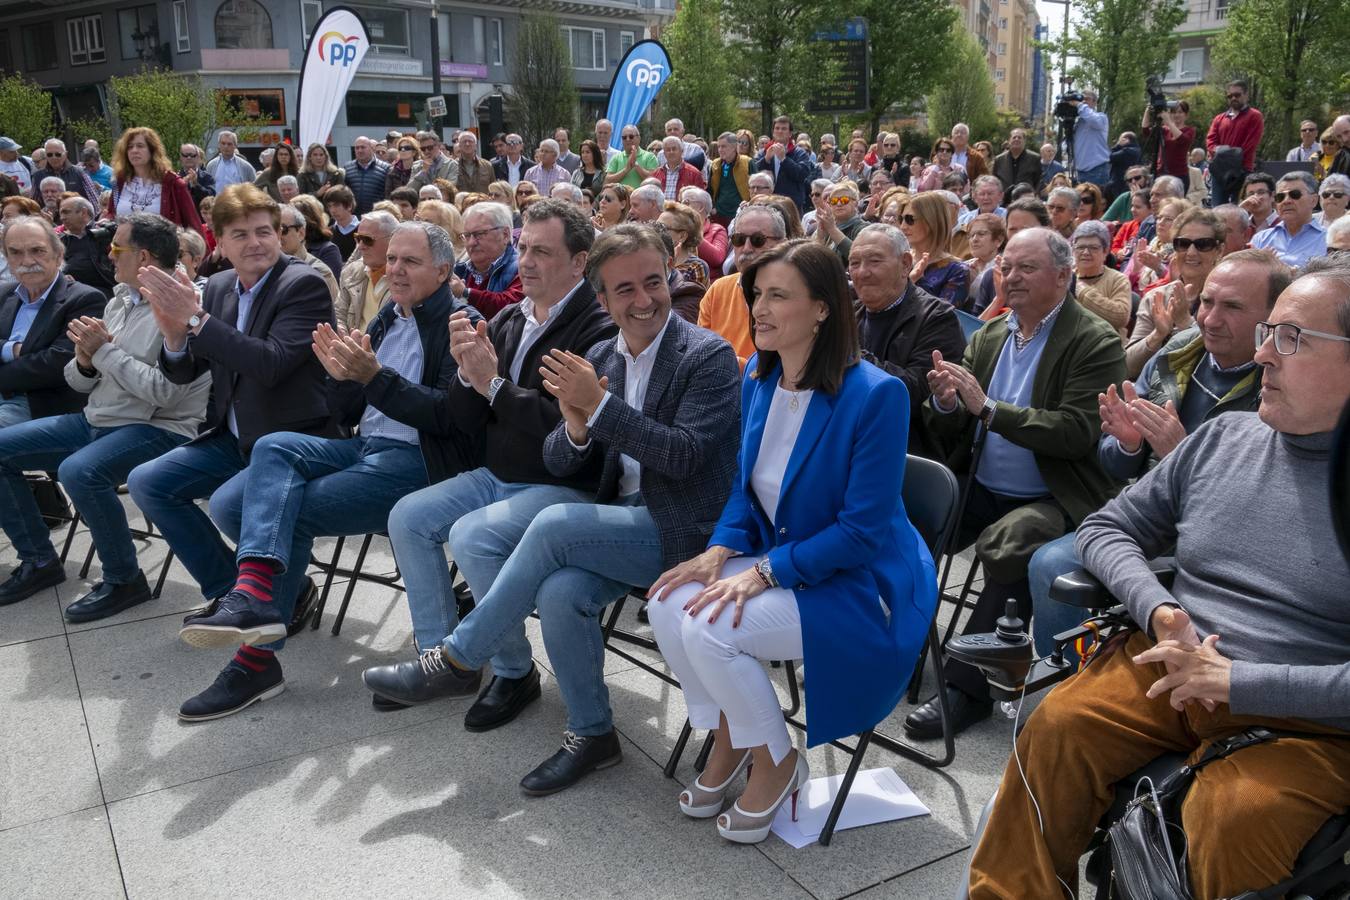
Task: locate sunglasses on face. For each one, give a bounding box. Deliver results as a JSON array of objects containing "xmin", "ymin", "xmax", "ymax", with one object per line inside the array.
[
  {"xmin": 354, "ymin": 234, "xmax": 378, "ymax": 246},
  {"xmin": 280, "ymin": 224, "xmax": 304, "ymax": 234},
  {"xmin": 730, "ymin": 232, "xmax": 771, "ymax": 249},
  {"xmin": 1322, "ymin": 191, "xmax": 1346, "ymax": 200},
  {"xmin": 901, "ymin": 213, "xmax": 920, "ymax": 226},
  {"xmin": 1273, "ymin": 189, "xmax": 1305, "ymax": 202},
  {"xmin": 1301, "ymin": 127, "xmax": 1317, "ymax": 132},
  {"xmin": 1173, "ymin": 236, "xmax": 1220, "ymax": 252},
  {"xmin": 1226, "ymin": 93, "xmax": 1243, "ymax": 100},
  {"xmin": 826, "ymin": 196, "xmax": 853, "ymax": 206},
  {"xmin": 1128, "ymin": 175, "xmax": 1145, "ymax": 184}
]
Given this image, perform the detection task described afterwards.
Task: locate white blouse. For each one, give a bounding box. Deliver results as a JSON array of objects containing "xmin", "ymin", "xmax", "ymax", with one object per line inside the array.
[
  {"xmin": 750, "ymin": 383, "xmax": 814, "ymax": 526},
  {"xmin": 117, "ymin": 177, "xmax": 162, "ymax": 216}
]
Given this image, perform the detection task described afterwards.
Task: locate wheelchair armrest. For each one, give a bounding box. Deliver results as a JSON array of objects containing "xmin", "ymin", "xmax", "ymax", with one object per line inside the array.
[{"xmin": 1049, "ymin": 558, "xmax": 1177, "ymax": 609}]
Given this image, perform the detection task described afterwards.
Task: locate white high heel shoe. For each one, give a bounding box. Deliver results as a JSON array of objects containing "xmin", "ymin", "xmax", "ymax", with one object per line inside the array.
[
  {"xmin": 716, "ymin": 751, "xmax": 809, "ymax": 844},
  {"xmin": 678, "ymin": 747, "xmax": 754, "ymax": 818}
]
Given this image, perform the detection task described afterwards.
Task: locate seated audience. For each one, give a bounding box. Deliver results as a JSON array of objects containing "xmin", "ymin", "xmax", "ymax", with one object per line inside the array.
[
  {"xmin": 811, "ymin": 180, "xmax": 866, "ymax": 263},
  {"xmin": 126, "ymin": 185, "xmax": 336, "ymax": 719},
  {"xmin": 58, "ymin": 196, "xmax": 115, "ymax": 297},
  {"xmin": 1045, "ymin": 187, "xmax": 1081, "ymax": 239},
  {"xmin": 958, "ymin": 176, "xmax": 1007, "ymax": 227},
  {"xmin": 649, "ymin": 239, "xmax": 937, "ymax": 843},
  {"xmin": 278, "ymin": 204, "xmax": 338, "ymax": 302},
  {"xmin": 698, "ymin": 204, "xmax": 787, "ymax": 367},
  {"xmin": 252, "ymin": 143, "xmax": 298, "ymax": 203},
  {"xmin": 1239, "ymin": 171, "xmax": 1278, "ymax": 231},
  {"xmin": 1315, "ymin": 173, "xmax": 1348, "ymax": 227},
  {"xmin": 969, "ymin": 261, "xmax": 1350, "ymax": 899},
  {"xmin": 902, "ymin": 191, "xmax": 971, "ymax": 308},
  {"xmin": 963, "ymin": 213, "xmax": 1005, "ymax": 282},
  {"xmin": 1251, "ymin": 171, "xmax": 1327, "ymax": 267},
  {"xmin": 449, "ymin": 201, "xmax": 523, "ymax": 318},
  {"xmin": 679, "ymin": 187, "xmax": 729, "ymax": 274},
  {"xmin": 1212, "ymin": 202, "xmax": 1253, "ymax": 254},
  {"xmin": 290, "ymin": 194, "xmax": 343, "ymax": 279},
  {"xmin": 1128, "ymin": 196, "xmax": 1189, "ymax": 293},
  {"xmin": 324, "ymin": 184, "xmax": 361, "ymax": 261},
  {"xmin": 849, "ymin": 223, "xmax": 967, "ymax": 457},
  {"xmin": 180, "ymin": 222, "xmax": 481, "ymax": 719},
  {"xmin": 910, "ymin": 228, "xmax": 1126, "ymax": 738},
  {"xmin": 1075, "ymin": 182, "xmax": 1105, "ymax": 224},
  {"xmin": 177, "ymin": 228, "xmax": 209, "ymax": 289},
  {"xmin": 335, "ymin": 211, "xmax": 396, "ymax": 331},
  {"xmin": 973, "ymin": 198, "xmax": 1052, "ymax": 316},
  {"xmin": 1070, "ymin": 220, "xmax": 1131, "ymax": 338},
  {"xmin": 362, "ymin": 225, "xmax": 740, "ymax": 792},
  {"xmin": 659, "ymin": 201, "xmax": 712, "ymax": 293}
]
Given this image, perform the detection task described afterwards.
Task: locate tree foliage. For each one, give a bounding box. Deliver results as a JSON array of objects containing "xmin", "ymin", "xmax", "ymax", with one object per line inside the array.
[
  {"xmin": 722, "ymin": 0, "xmax": 857, "ymax": 133},
  {"xmin": 661, "ymin": 0, "xmax": 735, "ymax": 138},
  {"xmin": 506, "ymin": 14, "xmax": 579, "ymax": 152},
  {"xmin": 858, "ymin": 0, "xmax": 960, "ymax": 135},
  {"xmin": 926, "ymin": 25, "xmax": 998, "ymax": 142},
  {"xmin": 1065, "ymin": 0, "xmax": 1188, "ymax": 131},
  {"xmin": 1211, "ymin": 0, "xmax": 1350, "ymax": 159},
  {"xmin": 109, "ymin": 69, "xmax": 217, "ymax": 153},
  {"xmin": 0, "ymin": 75, "xmax": 55, "ymax": 155}
]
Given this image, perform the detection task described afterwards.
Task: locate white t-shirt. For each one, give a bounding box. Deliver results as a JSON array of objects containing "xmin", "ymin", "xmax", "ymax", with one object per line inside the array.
[
  {"xmin": 116, "ymin": 177, "xmax": 162, "ymax": 216},
  {"xmin": 0, "ymin": 158, "xmax": 32, "ymax": 193},
  {"xmin": 750, "ymin": 383, "xmax": 814, "ymax": 526}
]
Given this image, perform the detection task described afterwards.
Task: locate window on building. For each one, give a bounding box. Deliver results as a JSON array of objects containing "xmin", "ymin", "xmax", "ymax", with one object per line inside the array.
[
  {"xmin": 172, "ymin": 1, "xmax": 190, "ymax": 52},
  {"xmin": 562, "ymin": 26, "xmax": 605, "ymax": 71},
  {"xmin": 620, "ymin": 31, "xmax": 636, "ymax": 56},
  {"xmin": 995, "ymin": 68, "xmax": 1006, "ymax": 81},
  {"xmin": 67, "ymin": 15, "xmax": 106, "ymax": 66},
  {"xmin": 21, "ymin": 22, "xmax": 58, "ymax": 71},
  {"xmin": 999, "ymin": 17, "xmax": 1008, "ymax": 29},
  {"xmin": 346, "ymin": 90, "xmax": 434, "ymax": 126},
  {"xmin": 217, "ymin": 89, "xmax": 286, "ymax": 125},
  {"xmin": 301, "ymin": 0, "xmax": 324, "ymax": 42},
  {"xmin": 213, "ymin": 0, "xmax": 272, "ymax": 49},
  {"xmin": 472, "ymin": 16, "xmax": 485, "ymax": 64},
  {"xmin": 348, "ymin": 4, "xmax": 409, "ymax": 55},
  {"xmin": 997, "ymin": 41, "xmax": 1007, "ymax": 55},
  {"xmin": 1215, "ymin": 0, "xmax": 1229, "ymax": 17},
  {"xmin": 118, "ymin": 6, "xmax": 158, "ymax": 59},
  {"xmin": 489, "ymin": 18, "xmax": 503, "ymax": 66},
  {"xmin": 1168, "ymin": 47, "xmax": 1204, "ymax": 80},
  {"xmin": 997, "ymin": 93, "xmax": 1005, "ymax": 106}
]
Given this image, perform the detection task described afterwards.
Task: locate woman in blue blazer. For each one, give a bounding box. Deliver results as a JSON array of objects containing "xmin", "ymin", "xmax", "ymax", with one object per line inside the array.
[{"xmin": 649, "ymin": 239, "xmax": 937, "ymax": 844}]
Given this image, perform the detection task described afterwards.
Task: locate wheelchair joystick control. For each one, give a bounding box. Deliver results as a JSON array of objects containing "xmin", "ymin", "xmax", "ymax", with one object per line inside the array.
[{"xmin": 946, "ymin": 599, "xmax": 1035, "ymax": 695}]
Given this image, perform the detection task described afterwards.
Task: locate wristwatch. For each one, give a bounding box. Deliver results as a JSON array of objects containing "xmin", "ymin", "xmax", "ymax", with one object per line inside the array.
[
  {"xmin": 486, "ymin": 375, "xmax": 506, "ymax": 403},
  {"xmin": 187, "ymin": 310, "xmax": 205, "ymax": 329},
  {"xmin": 754, "ymin": 558, "xmax": 779, "ymax": 589},
  {"xmin": 979, "ymin": 396, "xmax": 997, "ymax": 426}
]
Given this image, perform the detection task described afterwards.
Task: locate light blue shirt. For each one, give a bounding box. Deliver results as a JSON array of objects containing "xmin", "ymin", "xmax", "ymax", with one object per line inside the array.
[
  {"xmin": 958, "ymin": 206, "xmax": 1006, "ymax": 226},
  {"xmin": 213, "ymin": 156, "xmax": 248, "ymax": 191},
  {"xmin": 4, "ymin": 274, "xmax": 60, "ymax": 362},
  {"xmin": 359, "ymin": 307, "xmax": 423, "ymax": 445},
  {"xmin": 1251, "ymin": 218, "xmax": 1326, "ymax": 268},
  {"xmin": 1073, "ymin": 105, "xmax": 1111, "ymax": 172}
]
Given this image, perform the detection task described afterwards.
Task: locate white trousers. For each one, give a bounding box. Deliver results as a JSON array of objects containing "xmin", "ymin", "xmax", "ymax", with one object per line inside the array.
[{"xmin": 648, "ymin": 556, "xmax": 803, "ymax": 764}]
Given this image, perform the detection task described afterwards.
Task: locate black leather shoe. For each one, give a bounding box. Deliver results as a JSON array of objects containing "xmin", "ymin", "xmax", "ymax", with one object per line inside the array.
[
  {"xmin": 371, "ymin": 692, "xmax": 410, "ymax": 712},
  {"xmin": 286, "ymin": 576, "xmax": 318, "ymax": 637},
  {"xmin": 520, "ymin": 730, "xmax": 623, "ymax": 796},
  {"xmin": 362, "ymin": 647, "xmax": 482, "ymax": 706},
  {"xmin": 0, "ymin": 558, "xmax": 66, "ymax": 606},
  {"xmin": 903, "ymin": 687, "xmax": 992, "ymax": 740},
  {"xmin": 64, "ymin": 571, "xmax": 152, "ymax": 623},
  {"xmin": 179, "ymin": 655, "xmax": 285, "ymax": 722},
  {"xmin": 464, "ymin": 664, "xmax": 542, "ymax": 733}
]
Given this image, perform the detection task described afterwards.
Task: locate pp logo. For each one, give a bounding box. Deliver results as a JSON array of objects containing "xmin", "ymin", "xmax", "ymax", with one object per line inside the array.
[
  {"xmin": 319, "ymin": 32, "xmax": 360, "ymax": 67},
  {"xmin": 626, "ymin": 58, "xmax": 665, "ymax": 88}
]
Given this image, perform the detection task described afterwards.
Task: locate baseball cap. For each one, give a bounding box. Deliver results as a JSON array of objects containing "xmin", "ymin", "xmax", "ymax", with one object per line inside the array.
[{"xmin": 0, "ymin": 137, "xmax": 20, "ymax": 152}]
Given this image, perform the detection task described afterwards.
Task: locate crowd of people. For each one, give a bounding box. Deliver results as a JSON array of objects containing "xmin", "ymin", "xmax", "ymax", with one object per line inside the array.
[{"xmin": 0, "ymin": 94, "xmax": 1347, "ymax": 892}]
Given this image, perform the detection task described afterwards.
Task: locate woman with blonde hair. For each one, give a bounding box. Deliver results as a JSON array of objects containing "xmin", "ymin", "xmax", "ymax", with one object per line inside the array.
[
  {"xmin": 899, "ymin": 191, "xmax": 970, "ymax": 307},
  {"xmin": 455, "ymin": 192, "xmax": 490, "ymax": 213},
  {"xmin": 659, "ymin": 201, "xmax": 712, "ymax": 288},
  {"xmin": 108, "ymin": 126, "xmax": 207, "ymax": 239},
  {"xmin": 415, "ymin": 199, "xmax": 466, "ymax": 261},
  {"xmin": 1128, "ymin": 197, "xmax": 1190, "ymax": 293},
  {"xmin": 372, "ymin": 199, "xmax": 404, "ymax": 221},
  {"xmin": 487, "ymin": 180, "xmax": 516, "ymax": 210},
  {"xmin": 252, "ymin": 142, "xmax": 299, "ymax": 201},
  {"xmin": 592, "ymin": 183, "xmax": 631, "ymax": 231},
  {"xmin": 297, "ymin": 143, "xmax": 345, "ymax": 198},
  {"xmin": 289, "ymin": 194, "xmax": 342, "ymax": 279}
]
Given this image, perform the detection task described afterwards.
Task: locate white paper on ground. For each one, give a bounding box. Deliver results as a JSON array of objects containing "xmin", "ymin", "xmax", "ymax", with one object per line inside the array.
[{"xmin": 770, "ymin": 766, "xmax": 930, "ymax": 848}]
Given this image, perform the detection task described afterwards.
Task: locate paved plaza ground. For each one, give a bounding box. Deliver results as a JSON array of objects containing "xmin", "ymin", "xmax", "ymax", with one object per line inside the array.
[{"xmin": 1, "ymin": 505, "xmax": 1017, "ymax": 899}]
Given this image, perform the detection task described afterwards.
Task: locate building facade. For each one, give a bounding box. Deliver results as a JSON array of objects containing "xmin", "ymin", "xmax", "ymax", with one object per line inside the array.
[
  {"xmin": 1162, "ymin": 0, "xmax": 1228, "ymax": 90},
  {"xmin": 992, "ymin": 0, "xmax": 1038, "ymax": 119},
  {"xmin": 0, "ymin": 0, "xmax": 674, "ymax": 164}
]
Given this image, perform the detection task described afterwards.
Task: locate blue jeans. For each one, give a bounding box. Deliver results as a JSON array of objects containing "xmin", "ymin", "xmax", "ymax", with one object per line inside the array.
[
  {"xmin": 1074, "ymin": 162, "xmax": 1110, "ymax": 186},
  {"xmin": 387, "ymin": 466, "xmax": 590, "ymax": 676},
  {"xmin": 0, "ymin": 414, "xmax": 186, "ymax": 581},
  {"xmin": 208, "ymin": 433, "xmax": 428, "ymax": 650},
  {"xmin": 1029, "ymin": 531, "xmax": 1088, "ymax": 661},
  {"xmin": 128, "ymin": 431, "xmax": 248, "ymax": 603},
  {"xmin": 446, "ymin": 499, "xmax": 666, "ymax": 736},
  {"xmin": 0, "ymin": 395, "xmax": 31, "ymax": 429}
]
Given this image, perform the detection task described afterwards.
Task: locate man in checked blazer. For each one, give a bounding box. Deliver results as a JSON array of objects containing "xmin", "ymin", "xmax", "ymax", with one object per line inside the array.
[{"xmin": 362, "ymin": 224, "xmax": 741, "ymax": 794}]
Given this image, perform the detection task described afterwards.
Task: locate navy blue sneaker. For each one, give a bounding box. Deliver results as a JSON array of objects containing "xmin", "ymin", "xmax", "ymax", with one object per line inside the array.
[
  {"xmin": 178, "ymin": 589, "xmax": 287, "ymax": 649},
  {"xmin": 179, "ymin": 654, "xmax": 285, "ymax": 722}
]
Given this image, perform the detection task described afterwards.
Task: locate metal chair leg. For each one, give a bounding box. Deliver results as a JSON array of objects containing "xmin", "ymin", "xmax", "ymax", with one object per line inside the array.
[
  {"xmin": 59, "ymin": 510, "xmax": 82, "ymax": 563},
  {"xmin": 331, "ymin": 533, "xmax": 375, "ymax": 636},
  {"xmin": 693, "ymin": 730, "xmax": 715, "ymax": 773},
  {"xmin": 820, "ymin": 730, "xmax": 873, "ymax": 846},
  {"xmin": 310, "ymin": 535, "xmax": 346, "ymax": 631},
  {"xmin": 79, "ymin": 541, "xmax": 96, "ymax": 579},
  {"xmin": 152, "ymin": 547, "xmax": 174, "ymax": 599},
  {"xmin": 663, "ymin": 719, "xmax": 694, "ymax": 778}
]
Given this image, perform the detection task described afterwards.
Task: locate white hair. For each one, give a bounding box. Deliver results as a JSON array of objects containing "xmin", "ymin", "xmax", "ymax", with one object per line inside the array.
[
  {"xmin": 1050, "ymin": 186, "xmax": 1082, "ymax": 209},
  {"xmin": 60, "ymin": 196, "xmax": 95, "ymax": 218},
  {"xmin": 44, "ymin": 138, "xmax": 66, "ymax": 153},
  {"xmin": 680, "ymin": 187, "xmax": 712, "ymax": 214},
  {"xmin": 748, "ymin": 172, "xmax": 775, "ymax": 190},
  {"xmin": 277, "ymin": 175, "xmax": 299, "ymax": 189},
  {"xmin": 418, "ymin": 184, "xmax": 442, "ymax": 200},
  {"xmin": 393, "ymin": 221, "xmax": 456, "ymax": 268},
  {"xmin": 279, "ymin": 204, "xmax": 305, "ymax": 226},
  {"xmin": 662, "ymin": 136, "xmax": 683, "ymax": 151},
  {"xmin": 40, "ymin": 176, "xmax": 65, "ymax": 192},
  {"xmin": 362, "ymin": 210, "xmax": 401, "ymax": 236},
  {"xmin": 1327, "ymin": 215, "xmax": 1350, "ymax": 246},
  {"xmin": 217, "ymin": 131, "xmax": 238, "ymax": 143},
  {"xmin": 539, "ymin": 139, "xmax": 560, "ymax": 155},
  {"xmin": 551, "ymin": 182, "xmax": 584, "ymax": 203},
  {"xmin": 631, "ymin": 184, "xmax": 665, "ymax": 207},
  {"xmin": 856, "ymin": 222, "xmax": 911, "ymax": 257},
  {"xmin": 464, "ymin": 201, "xmax": 513, "ymax": 232},
  {"xmin": 1153, "ymin": 175, "xmax": 1185, "ymax": 198}
]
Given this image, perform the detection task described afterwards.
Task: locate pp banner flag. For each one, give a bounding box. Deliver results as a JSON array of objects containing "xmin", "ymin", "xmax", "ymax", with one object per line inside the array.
[
  {"xmin": 296, "ymin": 7, "xmax": 371, "ymax": 150},
  {"xmin": 602, "ymin": 40, "xmax": 672, "ymax": 152}
]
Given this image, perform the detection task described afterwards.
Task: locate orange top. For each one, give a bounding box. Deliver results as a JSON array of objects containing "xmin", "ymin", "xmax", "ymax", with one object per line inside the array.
[{"xmin": 697, "ymin": 273, "xmax": 755, "ymax": 369}]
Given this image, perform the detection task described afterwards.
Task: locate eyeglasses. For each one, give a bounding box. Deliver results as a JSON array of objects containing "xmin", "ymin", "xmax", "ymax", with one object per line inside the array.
[
  {"xmin": 1173, "ymin": 236, "xmax": 1220, "ymax": 252},
  {"xmin": 354, "ymin": 234, "xmax": 378, "ymax": 246},
  {"xmin": 279, "ymin": 224, "xmax": 303, "ymax": 234},
  {"xmin": 399, "ymin": 145, "xmax": 416, "ymax": 153},
  {"xmin": 1273, "ymin": 189, "xmax": 1306, "ymax": 202},
  {"xmin": 181, "ymin": 151, "xmax": 198, "ymax": 158},
  {"xmin": 730, "ymin": 232, "xmax": 772, "ymax": 249},
  {"xmin": 826, "ymin": 196, "xmax": 854, "ymax": 206},
  {"xmin": 47, "ymin": 151, "xmax": 65, "ymax": 158},
  {"xmin": 1225, "ymin": 92, "xmax": 1243, "ymax": 100},
  {"xmin": 1127, "ymin": 175, "xmax": 1146, "ymax": 184},
  {"xmin": 1072, "ymin": 243, "xmax": 1104, "ymax": 254},
  {"xmin": 1322, "ymin": 191, "xmax": 1346, "ymax": 200},
  {"xmin": 463, "ymin": 227, "xmax": 504, "ymax": 243},
  {"xmin": 901, "ymin": 213, "xmax": 920, "ymax": 226},
  {"xmin": 1256, "ymin": 321, "xmax": 1350, "ymax": 355},
  {"xmin": 108, "ymin": 243, "xmax": 132, "ymax": 256},
  {"xmin": 419, "ymin": 144, "xmax": 437, "ymax": 152}
]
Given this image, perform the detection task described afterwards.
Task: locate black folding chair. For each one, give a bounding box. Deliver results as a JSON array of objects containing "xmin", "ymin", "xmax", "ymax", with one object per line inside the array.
[{"xmin": 661, "ymin": 454, "xmax": 962, "ymax": 846}]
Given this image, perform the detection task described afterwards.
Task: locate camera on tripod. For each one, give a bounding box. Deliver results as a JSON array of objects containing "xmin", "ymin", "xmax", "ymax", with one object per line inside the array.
[
  {"xmin": 1146, "ymin": 76, "xmax": 1175, "ymax": 116},
  {"xmin": 1053, "ymin": 90, "xmax": 1085, "ymax": 120}
]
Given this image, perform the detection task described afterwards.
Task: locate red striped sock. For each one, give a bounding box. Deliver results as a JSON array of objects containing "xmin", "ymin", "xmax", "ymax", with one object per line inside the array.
[
  {"xmin": 232, "ymin": 644, "xmax": 275, "ymax": 672},
  {"xmin": 235, "ymin": 558, "xmax": 277, "ymax": 603}
]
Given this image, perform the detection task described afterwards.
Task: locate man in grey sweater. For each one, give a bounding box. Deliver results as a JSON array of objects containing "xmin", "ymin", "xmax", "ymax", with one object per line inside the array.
[
  {"xmin": 968, "ymin": 262, "xmax": 1350, "ymax": 899},
  {"xmin": 0, "ymin": 213, "xmax": 210, "ymax": 621}
]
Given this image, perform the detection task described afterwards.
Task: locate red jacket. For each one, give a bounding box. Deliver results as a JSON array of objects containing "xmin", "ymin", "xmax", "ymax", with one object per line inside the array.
[
  {"xmin": 698, "ymin": 220, "xmax": 729, "ymax": 273},
  {"xmin": 107, "ymin": 171, "xmax": 213, "ymax": 250},
  {"xmin": 657, "ymin": 162, "xmax": 705, "ymax": 199},
  {"xmin": 1206, "ymin": 107, "xmax": 1264, "ymax": 172}
]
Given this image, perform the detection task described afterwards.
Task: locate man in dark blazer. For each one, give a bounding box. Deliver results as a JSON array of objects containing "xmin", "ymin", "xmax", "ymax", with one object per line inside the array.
[
  {"xmin": 0, "ymin": 216, "xmax": 106, "ymax": 429},
  {"xmin": 127, "ymin": 184, "xmax": 336, "ymax": 715},
  {"xmin": 907, "ymin": 227, "xmax": 1125, "ymax": 739},
  {"xmin": 369, "ymin": 199, "xmax": 616, "ymax": 730},
  {"xmin": 363, "ymin": 224, "xmax": 741, "ymax": 793},
  {"xmin": 753, "ymin": 116, "xmax": 813, "ymax": 212},
  {"xmin": 848, "ymin": 223, "xmax": 967, "ymax": 459}
]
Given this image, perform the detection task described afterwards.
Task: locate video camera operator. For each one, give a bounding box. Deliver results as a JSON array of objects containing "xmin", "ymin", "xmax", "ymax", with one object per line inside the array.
[
  {"xmin": 1142, "ymin": 99, "xmax": 1195, "ymax": 181},
  {"xmin": 1068, "ymin": 90, "xmax": 1111, "ymax": 187}
]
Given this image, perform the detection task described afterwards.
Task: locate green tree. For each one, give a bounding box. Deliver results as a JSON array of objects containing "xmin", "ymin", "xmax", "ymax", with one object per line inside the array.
[
  {"xmin": 926, "ymin": 25, "xmax": 998, "ymax": 142},
  {"xmin": 64, "ymin": 117, "xmax": 112, "ymax": 153},
  {"xmin": 0, "ymin": 75, "xmax": 55, "ymax": 155},
  {"xmin": 723, "ymin": 0, "xmax": 859, "ymax": 133},
  {"xmin": 109, "ymin": 68, "xmax": 217, "ymax": 154},
  {"xmin": 1211, "ymin": 0, "xmax": 1350, "ymax": 159},
  {"xmin": 661, "ymin": 0, "xmax": 734, "ymax": 138},
  {"xmin": 1178, "ymin": 84, "xmax": 1225, "ymax": 149},
  {"xmin": 858, "ymin": 0, "xmax": 960, "ymax": 136},
  {"xmin": 1065, "ymin": 0, "xmax": 1188, "ymax": 131},
  {"xmin": 506, "ymin": 15, "xmax": 579, "ymax": 152}
]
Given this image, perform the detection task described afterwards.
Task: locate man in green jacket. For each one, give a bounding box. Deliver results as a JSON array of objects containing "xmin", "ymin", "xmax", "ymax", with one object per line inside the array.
[{"xmin": 906, "ymin": 227, "xmax": 1126, "ymax": 738}]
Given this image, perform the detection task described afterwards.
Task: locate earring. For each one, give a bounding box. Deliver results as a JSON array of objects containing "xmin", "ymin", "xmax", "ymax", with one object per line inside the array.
[{"xmin": 812, "ymin": 322, "xmax": 821, "ymax": 335}]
